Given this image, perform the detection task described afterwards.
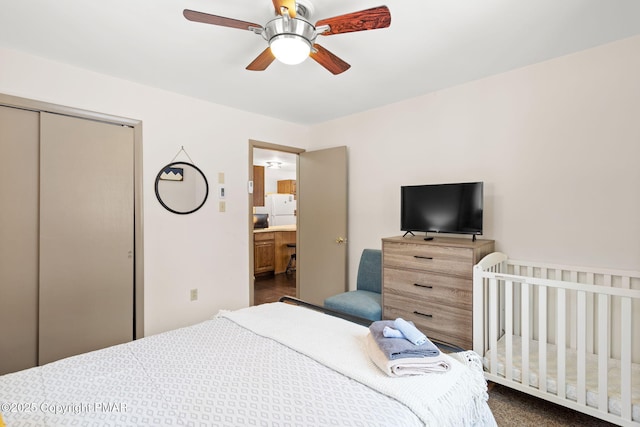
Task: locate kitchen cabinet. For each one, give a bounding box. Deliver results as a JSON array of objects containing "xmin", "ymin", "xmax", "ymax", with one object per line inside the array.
[
  {"xmin": 381, "ymin": 235, "xmax": 494, "ymax": 349},
  {"xmin": 254, "ymin": 228, "xmax": 296, "ymax": 275},
  {"xmin": 277, "ymin": 179, "xmax": 296, "ymax": 199},
  {"xmin": 254, "ymin": 232, "xmax": 275, "ymax": 274},
  {"xmin": 253, "ymin": 165, "xmax": 265, "ymax": 207}
]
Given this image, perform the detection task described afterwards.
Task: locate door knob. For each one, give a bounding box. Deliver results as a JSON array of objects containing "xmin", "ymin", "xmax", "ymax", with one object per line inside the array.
[{"xmin": 335, "ymin": 237, "xmax": 347, "ymax": 244}]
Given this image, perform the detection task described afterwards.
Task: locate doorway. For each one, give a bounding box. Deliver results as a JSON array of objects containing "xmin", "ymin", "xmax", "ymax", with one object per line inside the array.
[
  {"xmin": 248, "ymin": 141, "xmax": 349, "ymax": 307},
  {"xmin": 249, "ymin": 140, "xmax": 303, "ymax": 306}
]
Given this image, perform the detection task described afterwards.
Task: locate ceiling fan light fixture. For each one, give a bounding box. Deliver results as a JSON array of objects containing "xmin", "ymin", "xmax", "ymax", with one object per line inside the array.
[
  {"xmin": 184, "ymin": 3, "xmax": 391, "ymax": 74},
  {"xmin": 270, "ymin": 34, "xmax": 311, "ymax": 65}
]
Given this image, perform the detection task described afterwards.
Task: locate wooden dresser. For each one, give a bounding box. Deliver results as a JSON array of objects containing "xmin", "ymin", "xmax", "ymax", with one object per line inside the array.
[{"xmin": 381, "ymin": 235, "xmax": 495, "ymax": 349}]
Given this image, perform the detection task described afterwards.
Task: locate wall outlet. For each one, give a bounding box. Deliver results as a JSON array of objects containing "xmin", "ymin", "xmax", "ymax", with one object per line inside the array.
[{"xmin": 190, "ymin": 288, "xmax": 198, "ymax": 301}]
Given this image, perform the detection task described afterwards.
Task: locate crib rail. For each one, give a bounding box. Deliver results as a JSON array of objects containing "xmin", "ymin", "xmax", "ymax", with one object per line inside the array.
[{"xmin": 473, "ymin": 253, "xmax": 640, "ymax": 426}]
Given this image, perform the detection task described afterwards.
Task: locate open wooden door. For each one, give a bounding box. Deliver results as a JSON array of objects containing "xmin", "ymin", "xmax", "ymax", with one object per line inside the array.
[{"xmin": 297, "ymin": 146, "xmax": 347, "ymax": 306}]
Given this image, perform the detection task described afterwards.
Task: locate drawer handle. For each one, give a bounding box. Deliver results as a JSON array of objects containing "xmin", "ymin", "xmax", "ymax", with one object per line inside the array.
[
  {"xmin": 413, "ymin": 311, "xmax": 433, "ymax": 318},
  {"xmin": 413, "ymin": 255, "xmax": 433, "ymax": 260},
  {"xmin": 413, "ymin": 283, "xmax": 433, "ymax": 289}
]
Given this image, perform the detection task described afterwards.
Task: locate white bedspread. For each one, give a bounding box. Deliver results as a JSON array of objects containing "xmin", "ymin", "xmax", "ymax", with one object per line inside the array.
[
  {"xmin": 222, "ymin": 302, "xmax": 493, "ymax": 427},
  {"xmin": 0, "ymin": 302, "xmax": 495, "ymax": 426}
]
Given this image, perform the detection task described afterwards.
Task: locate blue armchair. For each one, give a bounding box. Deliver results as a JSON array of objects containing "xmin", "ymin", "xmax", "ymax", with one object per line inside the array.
[{"xmin": 323, "ymin": 249, "xmax": 382, "ymax": 322}]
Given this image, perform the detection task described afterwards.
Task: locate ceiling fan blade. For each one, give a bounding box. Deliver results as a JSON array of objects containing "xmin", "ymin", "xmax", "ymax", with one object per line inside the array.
[
  {"xmin": 272, "ymin": 0, "xmax": 296, "ymax": 18},
  {"xmin": 183, "ymin": 9, "xmax": 262, "ymax": 31},
  {"xmin": 310, "ymin": 44, "xmax": 351, "ymax": 75},
  {"xmin": 316, "ymin": 6, "xmax": 391, "ymax": 35},
  {"xmin": 246, "ymin": 47, "xmax": 276, "ymax": 71}
]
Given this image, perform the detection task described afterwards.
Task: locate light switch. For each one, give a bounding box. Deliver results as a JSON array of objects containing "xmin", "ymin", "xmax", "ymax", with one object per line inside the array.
[
  {"xmin": 218, "ymin": 172, "xmax": 225, "ymax": 184},
  {"xmin": 219, "ymin": 201, "xmax": 226, "ymax": 212}
]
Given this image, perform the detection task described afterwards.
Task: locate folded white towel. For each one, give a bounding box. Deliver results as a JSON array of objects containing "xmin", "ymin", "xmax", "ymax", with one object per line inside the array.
[{"xmin": 365, "ymin": 333, "xmax": 451, "ymax": 377}]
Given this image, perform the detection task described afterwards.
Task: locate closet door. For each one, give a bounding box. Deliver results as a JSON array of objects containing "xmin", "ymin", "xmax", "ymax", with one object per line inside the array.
[
  {"xmin": 39, "ymin": 112, "xmax": 134, "ymax": 365},
  {"xmin": 0, "ymin": 106, "xmax": 39, "ymax": 374}
]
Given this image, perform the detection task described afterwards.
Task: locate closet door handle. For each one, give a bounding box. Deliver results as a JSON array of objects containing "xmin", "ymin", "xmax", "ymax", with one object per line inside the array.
[
  {"xmin": 413, "ymin": 283, "xmax": 433, "ymax": 289},
  {"xmin": 413, "ymin": 311, "xmax": 433, "ymax": 318},
  {"xmin": 413, "ymin": 255, "xmax": 433, "ymax": 260}
]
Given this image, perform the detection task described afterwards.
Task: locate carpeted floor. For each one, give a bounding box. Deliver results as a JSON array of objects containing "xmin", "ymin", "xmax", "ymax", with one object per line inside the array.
[{"xmin": 487, "ymin": 382, "xmax": 616, "ymax": 426}]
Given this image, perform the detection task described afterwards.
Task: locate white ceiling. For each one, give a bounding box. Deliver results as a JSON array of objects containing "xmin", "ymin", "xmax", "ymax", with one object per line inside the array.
[
  {"xmin": 254, "ymin": 147, "xmax": 297, "ymax": 170},
  {"xmin": 1, "ymin": 1, "xmax": 639, "ymax": 125}
]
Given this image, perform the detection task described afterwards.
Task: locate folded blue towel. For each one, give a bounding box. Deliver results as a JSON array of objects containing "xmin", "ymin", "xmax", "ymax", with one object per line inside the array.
[
  {"xmin": 382, "ymin": 326, "xmax": 405, "ymax": 338},
  {"xmin": 394, "ymin": 317, "xmax": 427, "ymax": 345},
  {"xmin": 369, "ymin": 320, "xmax": 440, "ymax": 360}
]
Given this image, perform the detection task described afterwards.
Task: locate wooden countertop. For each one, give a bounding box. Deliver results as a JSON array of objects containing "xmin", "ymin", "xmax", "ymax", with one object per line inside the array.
[{"xmin": 253, "ymin": 225, "xmax": 296, "ymax": 233}]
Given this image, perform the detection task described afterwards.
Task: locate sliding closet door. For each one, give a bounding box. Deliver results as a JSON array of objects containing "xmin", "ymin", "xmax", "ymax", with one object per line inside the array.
[
  {"xmin": 0, "ymin": 106, "xmax": 39, "ymax": 374},
  {"xmin": 39, "ymin": 112, "xmax": 134, "ymax": 365}
]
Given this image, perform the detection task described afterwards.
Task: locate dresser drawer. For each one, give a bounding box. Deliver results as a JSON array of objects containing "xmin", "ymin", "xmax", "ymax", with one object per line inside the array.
[
  {"xmin": 383, "ymin": 293, "xmax": 472, "ymax": 349},
  {"xmin": 383, "ymin": 267, "xmax": 472, "ymax": 311},
  {"xmin": 383, "ymin": 241, "xmax": 473, "ymax": 278}
]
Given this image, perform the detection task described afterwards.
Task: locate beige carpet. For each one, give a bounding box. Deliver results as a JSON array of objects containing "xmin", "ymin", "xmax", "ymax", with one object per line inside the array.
[{"xmin": 487, "ymin": 382, "xmax": 616, "ymax": 426}]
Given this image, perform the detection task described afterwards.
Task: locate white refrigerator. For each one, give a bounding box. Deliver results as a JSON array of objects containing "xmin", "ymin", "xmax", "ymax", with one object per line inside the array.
[{"xmin": 256, "ymin": 194, "xmax": 297, "ymax": 226}]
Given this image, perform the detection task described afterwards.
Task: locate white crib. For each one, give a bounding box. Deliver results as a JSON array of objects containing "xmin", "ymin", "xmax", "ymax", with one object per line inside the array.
[{"xmin": 473, "ymin": 252, "xmax": 640, "ymax": 426}]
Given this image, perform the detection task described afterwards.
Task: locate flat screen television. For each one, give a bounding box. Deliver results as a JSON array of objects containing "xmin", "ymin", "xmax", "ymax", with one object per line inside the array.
[{"xmin": 401, "ymin": 182, "xmax": 483, "ymax": 240}]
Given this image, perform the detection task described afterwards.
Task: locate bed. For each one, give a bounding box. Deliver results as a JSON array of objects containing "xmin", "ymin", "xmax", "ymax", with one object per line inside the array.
[
  {"xmin": 473, "ymin": 252, "xmax": 640, "ymax": 427},
  {"xmin": 1, "ymin": 299, "xmax": 496, "ymax": 426}
]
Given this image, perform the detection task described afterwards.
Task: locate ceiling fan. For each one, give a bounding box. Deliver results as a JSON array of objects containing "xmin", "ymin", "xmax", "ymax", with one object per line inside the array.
[{"xmin": 183, "ymin": 1, "xmax": 391, "ymax": 75}]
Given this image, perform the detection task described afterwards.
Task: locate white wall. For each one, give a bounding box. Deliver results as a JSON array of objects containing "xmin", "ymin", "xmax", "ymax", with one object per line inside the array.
[
  {"xmin": 264, "ymin": 168, "xmax": 296, "ymax": 194},
  {"xmin": 3, "ymin": 33, "xmax": 639, "ymax": 328},
  {"xmin": 0, "ymin": 47, "xmax": 310, "ymax": 336},
  {"xmin": 309, "ymin": 36, "xmax": 640, "ymax": 289}
]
